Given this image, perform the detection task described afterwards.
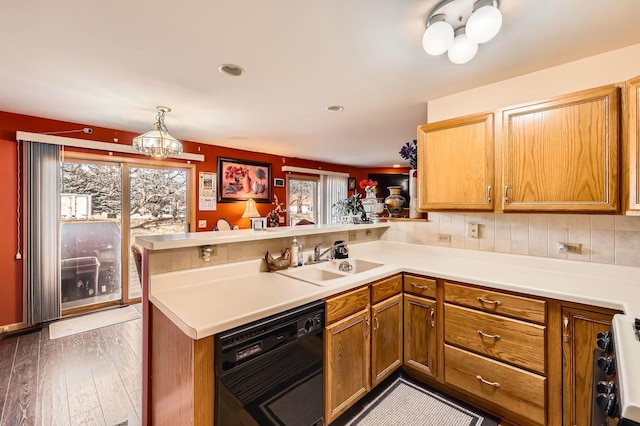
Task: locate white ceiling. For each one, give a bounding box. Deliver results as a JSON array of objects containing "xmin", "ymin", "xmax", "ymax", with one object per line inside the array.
[{"xmin": 3, "ymin": 0, "xmax": 640, "ymax": 167}]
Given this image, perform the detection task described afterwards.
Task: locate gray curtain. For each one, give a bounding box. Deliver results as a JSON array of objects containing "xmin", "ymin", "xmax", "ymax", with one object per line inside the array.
[{"xmin": 23, "ymin": 141, "xmax": 61, "ymax": 324}]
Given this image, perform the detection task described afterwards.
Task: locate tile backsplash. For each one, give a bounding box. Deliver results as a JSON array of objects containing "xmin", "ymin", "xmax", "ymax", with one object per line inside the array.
[{"xmin": 382, "ymin": 213, "xmax": 640, "ymax": 267}]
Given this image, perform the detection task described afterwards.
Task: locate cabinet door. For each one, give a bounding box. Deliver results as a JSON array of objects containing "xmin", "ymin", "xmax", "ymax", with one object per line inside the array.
[
  {"xmin": 502, "ymin": 85, "xmax": 619, "ymax": 212},
  {"xmin": 561, "ymin": 306, "xmax": 616, "ymax": 426},
  {"xmin": 417, "ymin": 112, "xmax": 494, "ymax": 210},
  {"xmin": 403, "ymin": 294, "xmax": 437, "ymax": 378},
  {"xmin": 625, "ymin": 75, "xmax": 640, "ymax": 213},
  {"xmin": 325, "ymin": 309, "xmax": 370, "ymax": 424},
  {"xmin": 371, "ymin": 294, "xmax": 403, "ymax": 387}
]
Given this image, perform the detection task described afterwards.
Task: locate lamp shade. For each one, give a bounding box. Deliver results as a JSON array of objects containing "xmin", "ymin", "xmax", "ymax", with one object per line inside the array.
[
  {"xmin": 242, "ymin": 199, "xmax": 260, "ymax": 218},
  {"xmin": 447, "ymin": 27, "xmax": 478, "ymax": 64},
  {"xmin": 466, "ymin": 1, "xmax": 502, "ymax": 44},
  {"xmin": 422, "ymin": 15, "xmax": 454, "ymax": 56}
]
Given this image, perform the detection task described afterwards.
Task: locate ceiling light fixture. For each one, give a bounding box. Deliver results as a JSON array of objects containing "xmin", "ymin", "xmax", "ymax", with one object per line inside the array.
[
  {"xmin": 219, "ymin": 64, "xmax": 245, "ymax": 77},
  {"xmin": 326, "ymin": 105, "xmax": 344, "ymax": 112},
  {"xmin": 132, "ymin": 106, "xmax": 183, "ymax": 158},
  {"xmin": 422, "ymin": 0, "xmax": 502, "ymax": 64}
]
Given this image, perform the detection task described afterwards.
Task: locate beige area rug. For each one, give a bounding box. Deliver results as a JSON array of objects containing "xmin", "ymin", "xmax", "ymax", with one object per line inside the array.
[
  {"xmin": 49, "ymin": 306, "xmax": 140, "ymax": 339},
  {"xmin": 341, "ymin": 374, "xmax": 499, "ymax": 426}
]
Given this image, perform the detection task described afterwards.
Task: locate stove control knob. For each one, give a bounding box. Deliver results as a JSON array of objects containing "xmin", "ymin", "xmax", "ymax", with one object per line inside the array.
[
  {"xmin": 596, "ymin": 331, "xmax": 612, "ymax": 353},
  {"xmin": 304, "ymin": 318, "xmax": 315, "ymax": 333},
  {"xmin": 597, "ymin": 356, "xmax": 616, "ymax": 376},
  {"xmin": 596, "ymin": 392, "xmax": 618, "ymax": 417},
  {"xmin": 596, "ymin": 380, "xmax": 616, "ymax": 394}
]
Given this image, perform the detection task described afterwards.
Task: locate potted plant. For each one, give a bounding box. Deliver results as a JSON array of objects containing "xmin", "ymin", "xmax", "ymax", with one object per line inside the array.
[{"xmin": 332, "ymin": 193, "xmax": 366, "ymax": 223}]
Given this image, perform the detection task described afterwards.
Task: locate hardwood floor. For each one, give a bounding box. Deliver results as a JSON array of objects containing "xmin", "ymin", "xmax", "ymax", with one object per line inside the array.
[{"xmin": 0, "ymin": 307, "xmax": 142, "ymax": 426}]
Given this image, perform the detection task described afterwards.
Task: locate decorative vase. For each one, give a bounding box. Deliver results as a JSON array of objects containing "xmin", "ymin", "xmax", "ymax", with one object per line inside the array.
[
  {"xmin": 365, "ymin": 187, "xmax": 377, "ymax": 198},
  {"xmin": 384, "ymin": 186, "xmax": 406, "ymax": 218},
  {"xmin": 409, "ymin": 169, "xmax": 420, "ymax": 219}
]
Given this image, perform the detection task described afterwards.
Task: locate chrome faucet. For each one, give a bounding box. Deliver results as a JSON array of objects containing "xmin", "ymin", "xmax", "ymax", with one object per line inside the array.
[{"xmin": 313, "ymin": 241, "xmax": 347, "ymax": 263}]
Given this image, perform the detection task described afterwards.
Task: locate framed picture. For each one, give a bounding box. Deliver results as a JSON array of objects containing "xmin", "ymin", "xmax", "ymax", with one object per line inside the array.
[
  {"xmin": 274, "ymin": 178, "xmax": 285, "ymax": 187},
  {"xmin": 217, "ymin": 157, "xmax": 272, "ymax": 202},
  {"xmin": 348, "ymin": 177, "xmax": 357, "ymax": 190}
]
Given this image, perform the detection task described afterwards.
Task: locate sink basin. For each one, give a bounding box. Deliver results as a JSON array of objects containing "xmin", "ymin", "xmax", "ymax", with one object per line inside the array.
[
  {"xmin": 322, "ymin": 259, "xmax": 383, "ymax": 274},
  {"xmin": 276, "ymin": 258, "xmax": 384, "ymax": 286}
]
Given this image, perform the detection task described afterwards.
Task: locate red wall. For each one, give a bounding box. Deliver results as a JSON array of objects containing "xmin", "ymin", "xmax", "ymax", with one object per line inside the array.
[{"xmin": 0, "ymin": 110, "xmax": 402, "ymax": 326}]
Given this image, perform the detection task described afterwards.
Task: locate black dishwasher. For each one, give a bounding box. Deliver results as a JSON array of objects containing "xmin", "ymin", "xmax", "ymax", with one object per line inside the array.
[{"xmin": 215, "ymin": 300, "xmax": 325, "ymax": 426}]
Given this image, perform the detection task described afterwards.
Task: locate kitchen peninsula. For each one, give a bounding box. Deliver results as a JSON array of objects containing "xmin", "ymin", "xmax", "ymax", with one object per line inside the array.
[{"xmin": 137, "ymin": 223, "xmax": 640, "ymax": 426}]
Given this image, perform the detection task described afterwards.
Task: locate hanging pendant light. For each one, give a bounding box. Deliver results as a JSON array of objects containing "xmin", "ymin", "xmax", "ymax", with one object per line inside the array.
[{"xmin": 132, "ymin": 106, "xmax": 183, "ymax": 158}]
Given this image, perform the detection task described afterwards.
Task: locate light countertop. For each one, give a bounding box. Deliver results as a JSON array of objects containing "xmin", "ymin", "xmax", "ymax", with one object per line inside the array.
[
  {"xmin": 149, "ymin": 240, "xmax": 640, "ymax": 340},
  {"xmin": 135, "ymin": 222, "xmax": 390, "ymax": 250}
]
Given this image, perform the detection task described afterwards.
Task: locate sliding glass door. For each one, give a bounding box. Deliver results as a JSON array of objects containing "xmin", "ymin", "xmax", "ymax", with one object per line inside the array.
[
  {"xmin": 60, "ymin": 161, "xmax": 123, "ymax": 311},
  {"xmin": 128, "ymin": 166, "xmax": 188, "ymax": 299},
  {"xmin": 60, "ymin": 157, "xmax": 191, "ymax": 313}
]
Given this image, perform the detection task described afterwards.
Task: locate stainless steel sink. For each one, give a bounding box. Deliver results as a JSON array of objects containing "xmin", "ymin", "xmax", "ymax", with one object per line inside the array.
[{"xmin": 276, "ymin": 258, "xmax": 384, "ymax": 286}]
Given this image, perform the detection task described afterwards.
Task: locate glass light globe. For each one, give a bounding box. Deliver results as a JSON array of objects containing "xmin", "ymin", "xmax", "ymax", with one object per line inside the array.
[
  {"xmin": 447, "ymin": 29, "xmax": 478, "ymax": 64},
  {"xmin": 422, "ymin": 19, "xmax": 454, "ymax": 56},
  {"xmin": 466, "ymin": 3, "xmax": 503, "ymax": 44}
]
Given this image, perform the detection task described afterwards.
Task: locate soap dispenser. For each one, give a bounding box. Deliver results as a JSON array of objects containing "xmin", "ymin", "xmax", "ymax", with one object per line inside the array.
[{"xmin": 290, "ymin": 238, "xmax": 300, "ymax": 267}]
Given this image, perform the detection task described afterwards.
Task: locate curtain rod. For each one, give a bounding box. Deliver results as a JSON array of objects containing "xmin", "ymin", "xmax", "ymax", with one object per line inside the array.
[
  {"xmin": 15, "ymin": 131, "xmax": 205, "ymax": 162},
  {"xmin": 281, "ymin": 165, "xmax": 349, "ymax": 177}
]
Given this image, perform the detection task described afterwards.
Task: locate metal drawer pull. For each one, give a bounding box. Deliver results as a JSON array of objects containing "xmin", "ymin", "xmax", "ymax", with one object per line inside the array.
[
  {"xmin": 430, "ymin": 310, "xmax": 435, "ymax": 328},
  {"xmin": 477, "ymin": 330, "xmax": 501, "ymax": 340},
  {"xmin": 365, "ymin": 319, "xmax": 370, "ymax": 338},
  {"xmin": 477, "ymin": 296, "xmax": 502, "ymax": 306},
  {"xmin": 411, "ymin": 283, "xmax": 428, "ymax": 290},
  {"xmin": 486, "ymin": 185, "xmax": 492, "ymax": 203},
  {"xmin": 373, "ymin": 315, "xmax": 379, "ymax": 332},
  {"xmin": 476, "ymin": 375, "xmax": 500, "ymax": 388}
]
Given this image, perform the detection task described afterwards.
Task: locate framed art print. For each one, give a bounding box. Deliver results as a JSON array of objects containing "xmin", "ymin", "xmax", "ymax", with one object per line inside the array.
[
  {"xmin": 217, "ymin": 157, "xmax": 272, "ymax": 202},
  {"xmin": 348, "ymin": 177, "xmax": 356, "ymax": 190}
]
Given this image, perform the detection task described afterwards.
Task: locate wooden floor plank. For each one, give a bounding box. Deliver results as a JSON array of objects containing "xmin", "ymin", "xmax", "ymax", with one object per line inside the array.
[
  {"xmin": 60, "ymin": 334, "xmax": 101, "ymax": 420},
  {"xmin": 100, "ymin": 325, "xmax": 142, "ymax": 396},
  {"xmin": 36, "ymin": 327, "xmax": 71, "ymax": 426},
  {"xmin": 92, "ymin": 362, "xmax": 139, "ymax": 426},
  {"xmin": 0, "ymin": 307, "xmax": 143, "ymax": 426},
  {"xmin": 0, "ymin": 337, "xmax": 18, "ymax": 421},
  {"xmin": 68, "ymin": 407, "xmax": 106, "ymax": 426},
  {"xmin": 1, "ymin": 331, "xmax": 40, "ymax": 426}
]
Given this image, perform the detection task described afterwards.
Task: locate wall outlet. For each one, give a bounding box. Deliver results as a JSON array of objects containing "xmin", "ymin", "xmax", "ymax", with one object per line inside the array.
[
  {"xmin": 558, "ymin": 242, "xmax": 581, "ymax": 254},
  {"xmin": 468, "ymin": 222, "xmax": 479, "ymax": 239},
  {"xmin": 438, "ymin": 234, "xmax": 451, "ymax": 243},
  {"xmin": 198, "ymin": 219, "xmax": 207, "ymax": 229},
  {"xmin": 349, "ymin": 230, "xmax": 357, "ymax": 241},
  {"xmin": 279, "ymin": 216, "xmax": 285, "ymax": 224}
]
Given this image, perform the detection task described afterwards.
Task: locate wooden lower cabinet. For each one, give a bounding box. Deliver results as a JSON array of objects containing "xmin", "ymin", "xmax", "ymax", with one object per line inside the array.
[
  {"xmin": 445, "ymin": 345, "xmax": 547, "ymax": 425},
  {"xmin": 403, "ymin": 293, "xmax": 438, "ymax": 378},
  {"xmin": 324, "ymin": 309, "xmax": 370, "ymax": 424},
  {"xmin": 561, "ymin": 304, "xmax": 619, "ymax": 426},
  {"xmin": 371, "ymin": 293, "xmax": 403, "ymax": 387}
]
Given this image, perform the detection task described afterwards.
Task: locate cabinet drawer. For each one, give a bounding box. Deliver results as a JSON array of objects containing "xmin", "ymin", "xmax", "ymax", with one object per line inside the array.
[
  {"xmin": 371, "ymin": 274, "xmax": 402, "ymax": 305},
  {"xmin": 403, "ymin": 274, "xmax": 437, "ymax": 298},
  {"xmin": 445, "ymin": 304, "xmax": 546, "ymax": 374},
  {"xmin": 444, "ymin": 282, "xmax": 546, "ymax": 324},
  {"xmin": 445, "ymin": 345, "xmax": 546, "ymax": 426},
  {"xmin": 325, "ymin": 286, "xmax": 369, "ymax": 325}
]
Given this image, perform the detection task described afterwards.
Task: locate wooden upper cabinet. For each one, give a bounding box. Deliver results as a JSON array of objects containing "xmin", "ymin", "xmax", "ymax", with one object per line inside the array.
[
  {"xmin": 625, "ymin": 75, "xmax": 640, "ymax": 214},
  {"xmin": 501, "ymin": 85, "xmax": 620, "ymax": 212},
  {"xmin": 417, "ymin": 112, "xmax": 495, "ymax": 211}
]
